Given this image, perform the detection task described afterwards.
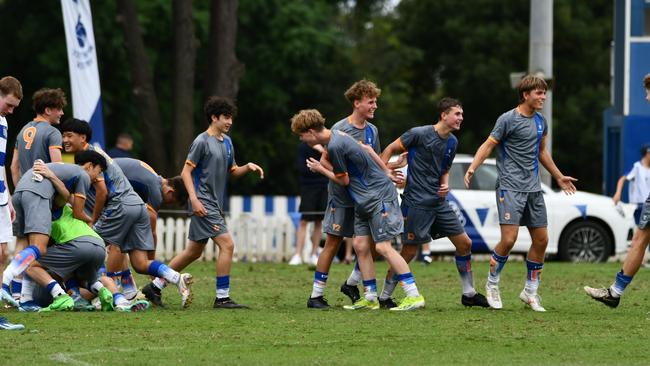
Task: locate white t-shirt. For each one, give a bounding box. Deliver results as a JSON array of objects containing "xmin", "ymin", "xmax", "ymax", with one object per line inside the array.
[
  {"xmin": 0, "ymin": 116, "xmax": 8, "ymax": 205},
  {"xmin": 626, "ymin": 160, "xmax": 650, "ymax": 203}
]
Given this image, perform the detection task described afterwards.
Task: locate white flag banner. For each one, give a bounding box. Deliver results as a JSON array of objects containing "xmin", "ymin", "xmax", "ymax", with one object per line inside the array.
[{"xmin": 61, "ymin": 0, "xmax": 105, "ymax": 147}]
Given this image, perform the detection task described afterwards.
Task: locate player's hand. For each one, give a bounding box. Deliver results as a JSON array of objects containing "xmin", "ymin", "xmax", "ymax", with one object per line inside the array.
[
  {"xmin": 191, "ymin": 198, "xmax": 208, "ymax": 217},
  {"xmin": 438, "ymin": 183, "xmax": 449, "ymax": 198},
  {"xmin": 557, "ymin": 175, "xmax": 578, "ymax": 195},
  {"xmin": 8, "ymin": 200, "xmax": 15, "ymax": 222},
  {"xmin": 33, "ymin": 160, "xmax": 55, "ymax": 179},
  {"xmin": 393, "ymin": 152, "xmax": 408, "ymax": 168},
  {"xmin": 388, "ymin": 169, "xmax": 404, "ymax": 185},
  {"xmin": 306, "ymin": 157, "xmax": 323, "ymax": 173},
  {"xmin": 247, "ymin": 163, "xmax": 264, "ymax": 179},
  {"xmin": 612, "ymin": 192, "xmax": 621, "ymax": 204},
  {"xmin": 464, "ymin": 168, "xmax": 474, "ymax": 189}
]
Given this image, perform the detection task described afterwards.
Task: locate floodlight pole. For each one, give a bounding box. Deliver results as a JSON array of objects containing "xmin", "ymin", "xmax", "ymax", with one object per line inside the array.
[{"xmin": 529, "ymin": 0, "xmax": 553, "ymax": 187}]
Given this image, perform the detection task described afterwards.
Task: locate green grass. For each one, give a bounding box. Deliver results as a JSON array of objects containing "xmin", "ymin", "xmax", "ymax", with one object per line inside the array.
[{"xmin": 2, "ymin": 260, "xmax": 650, "ymax": 365}]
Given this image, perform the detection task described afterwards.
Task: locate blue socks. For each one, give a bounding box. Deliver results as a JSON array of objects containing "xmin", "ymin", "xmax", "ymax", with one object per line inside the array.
[
  {"xmin": 216, "ymin": 275, "xmax": 230, "ymax": 299},
  {"xmin": 524, "ymin": 259, "xmax": 544, "ymax": 294},
  {"xmin": 488, "ymin": 251, "xmax": 508, "ymax": 286},
  {"xmin": 362, "ymin": 279, "xmax": 377, "ymax": 301},
  {"xmin": 311, "ymin": 271, "xmax": 328, "ymax": 298},
  {"xmin": 148, "ymin": 261, "xmax": 180, "ymax": 284},
  {"xmin": 610, "ymin": 270, "xmax": 633, "ymax": 297},
  {"xmin": 455, "ymin": 254, "xmax": 476, "ymax": 296}
]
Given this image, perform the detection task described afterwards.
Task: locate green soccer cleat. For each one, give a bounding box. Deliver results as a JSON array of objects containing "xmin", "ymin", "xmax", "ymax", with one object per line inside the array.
[
  {"xmin": 115, "ymin": 300, "xmax": 151, "ymax": 313},
  {"xmin": 98, "ymin": 287, "xmax": 114, "ymax": 312},
  {"xmin": 390, "ymin": 295, "xmax": 425, "ymax": 311},
  {"xmin": 72, "ymin": 295, "xmax": 95, "ymax": 312},
  {"xmin": 39, "ymin": 294, "xmax": 74, "ymax": 312},
  {"xmin": 343, "ymin": 298, "xmax": 379, "ymax": 310}
]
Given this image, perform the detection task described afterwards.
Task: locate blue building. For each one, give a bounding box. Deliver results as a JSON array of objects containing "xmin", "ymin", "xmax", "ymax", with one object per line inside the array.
[{"xmin": 603, "ymin": 0, "xmax": 650, "ymax": 198}]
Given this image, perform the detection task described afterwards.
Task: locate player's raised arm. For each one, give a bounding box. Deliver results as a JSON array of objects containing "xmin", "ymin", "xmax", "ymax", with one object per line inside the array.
[{"xmin": 231, "ymin": 162, "xmax": 264, "ymax": 179}]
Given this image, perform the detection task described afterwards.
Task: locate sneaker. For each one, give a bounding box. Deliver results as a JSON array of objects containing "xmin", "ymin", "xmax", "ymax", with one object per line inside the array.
[
  {"xmin": 584, "ymin": 286, "xmax": 620, "ymax": 308},
  {"xmin": 343, "ymin": 298, "xmax": 379, "ymax": 310},
  {"xmin": 0, "ymin": 317, "xmax": 25, "ymax": 331},
  {"xmin": 310, "ymin": 254, "xmax": 319, "ymax": 266},
  {"xmin": 390, "ymin": 295, "xmax": 425, "ymax": 311},
  {"xmin": 213, "ymin": 297, "xmax": 249, "ymax": 309},
  {"xmin": 519, "ymin": 290, "xmax": 546, "ymax": 312},
  {"xmin": 288, "ymin": 254, "xmax": 302, "ymax": 266},
  {"xmin": 39, "ymin": 294, "xmax": 74, "ymax": 312},
  {"xmin": 142, "ymin": 283, "xmax": 165, "ymax": 308},
  {"xmin": 379, "ymin": 297, "xmax": 398, "ymax": 309},
  {"xmin": 115, "ymin": 300, "xmax": 151, "ymax": 313},
  {"xmin": 307, "ymin": 296, "xmax": 330, "ymax": 309},
  {"xmin": 461, "ymin": 292, "xmax": 490, "ymax": 308},
  {"xmin": 18, "ymin": 301, "xmax": 42, "ymax": 312},
  {"xmin": 422, "ymin": 255, "xmax": 433, "ymax": 264},
  {"xmin": 98, "ymin": 287, "xmax": 114, "ymax": 312},
  {"xmin": 72, "ymin": 296, "xmax": 95, "ymax": 312},
  {"xmin": 340, "ymin": 282, "xmax": 361, "ymax": 303},
  {"xmin": 0, "ymin": 288, "xmax": 19, "ymax": 308},
  {"xmin": 485, "ymin": 283, "xmax": 503, "ymax": 309},
  {"xmin": 178, "ymin": 273, "xmax": 193, "ymax": 309}
]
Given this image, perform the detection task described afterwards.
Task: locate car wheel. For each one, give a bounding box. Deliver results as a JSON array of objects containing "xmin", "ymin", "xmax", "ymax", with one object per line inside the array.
[{"xmin": 559, "ymin": 221, "xmax": 613, "ymax": 263}]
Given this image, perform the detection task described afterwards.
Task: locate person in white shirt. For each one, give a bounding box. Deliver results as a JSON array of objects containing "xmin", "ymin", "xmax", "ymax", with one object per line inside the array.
[{"xmin": 613, "ymin": 144, "xmax": 650, "ymax": 224}]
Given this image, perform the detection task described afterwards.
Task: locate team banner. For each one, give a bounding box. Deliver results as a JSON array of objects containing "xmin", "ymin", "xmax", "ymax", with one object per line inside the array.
[{"xmin": 61, "ymin": 0, "xmax": 105, "ymax": 147}]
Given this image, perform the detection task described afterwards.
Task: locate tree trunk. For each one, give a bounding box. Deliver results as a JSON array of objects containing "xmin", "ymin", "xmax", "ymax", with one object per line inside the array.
[
  {"xmin": 204, "ymin": 0, "xmax": 244, "ymax": 100},
  {"xmin": 115, "ymin": 0, "xmax": 166, "ymax": 172},
  {"xmin": 171, "ymin": 0, "xmax": 197, "ymax": 175}
]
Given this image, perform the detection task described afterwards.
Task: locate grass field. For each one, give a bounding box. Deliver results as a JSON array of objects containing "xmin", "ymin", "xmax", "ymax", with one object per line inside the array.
[{"xmin": 2, "ymin": 259, "xmax": 650, "ymax": 365}]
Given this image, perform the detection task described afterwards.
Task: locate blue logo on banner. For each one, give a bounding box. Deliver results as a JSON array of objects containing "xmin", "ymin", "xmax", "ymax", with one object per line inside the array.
[
  {"xmin": 475, "ymin": 208, "xmax": 489, "ymax": 226},
  {"xmin": 76, "ymin": 15, "xmax": 87, "ymax": 48}
]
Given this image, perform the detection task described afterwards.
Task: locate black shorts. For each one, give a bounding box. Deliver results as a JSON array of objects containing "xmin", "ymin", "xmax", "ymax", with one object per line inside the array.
[{"xmin": 299, "ymin": 185, "xmax": 328, "ymax": 221}]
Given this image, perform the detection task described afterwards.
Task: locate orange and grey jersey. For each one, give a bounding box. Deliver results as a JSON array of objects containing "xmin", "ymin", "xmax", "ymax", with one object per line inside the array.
[
  {"xmin": 185, "ymin": 130, "xmax": 236, "ymax": 214},
  {"xmin": 328, "ymin": 117, "xmax": 380, "ymax": 208},
  {"xmin": 14, "ymin": 120, "xmax": 62, "ymax": 175},
  {"xmin": 489, "ymin": 108, "xmax": 548, "ymax": 192},
  {"xmin": 15, "ymin": 162, "xmax": 90, "ymax": 201},
  {"xmin": 114, "ymin": 157, "xmax": 163, "ymax": 213},
  {"xmin": 327, "ymin": 130, "xmax": 397, "ymax": 216},
  {"xmin": 399, "ymin": 125, "xmax": 457, "ymax": 208},
  {"xmin": 84, "ymin": 144, "xmax": 143, "ymax": 216}
]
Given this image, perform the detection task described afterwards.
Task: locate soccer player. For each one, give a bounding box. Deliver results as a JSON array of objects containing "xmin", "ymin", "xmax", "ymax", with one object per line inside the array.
[
  {"xmin": 293, "ymin": 109, "xmax": 425, "ymax": 311},
  {"xmin": 143, "ymin": 96, "xmax": 263, "ymax": 309},
  {"xmin": 112, "ymin": 157, "xmax": 187, "ymax": 299},
  {"xmin": 612, "ymin": 143, "xmax": 650, "ymax": 224},
  {"xmin": 306, "ymin": 79, "xmax": 382, "ymax": 309},
  {"xmin": 584, "ymin": 73, "xmax": 650, "ymax": 308},
  {"xmin": 379, "ymin": 97, "xmax": 489, "ymax": 308},
  {"xmin": 0, "ymin": 159, "xmax": 93, "ymax": 306},
  {"xmin": 10, "ymin": 87, "xmax": 65, "ymax": 185},
  {"xmin": 0, "ymin": 76, "xmax": 24, "ymax": 330},
  {"xmin": 464, "ymin": 75, "xmax": 577, "ymax": 312}
]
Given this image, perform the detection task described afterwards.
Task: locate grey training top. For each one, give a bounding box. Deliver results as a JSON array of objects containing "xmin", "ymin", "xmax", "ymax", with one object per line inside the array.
[
  {"xmin": 84, "ymin": 145, "xmax": 143, "ymax": 215},
  {"xmin": 114, "ymin": 158, "xmax": 163, "ymax": 212},
  {"xmin": 327, "ymin": 130, "xmax": 396, "ymax": 216},
  {"xmin": 15, "ymin": 121, "xmax": 62, "ymax": 175},
  {"xmin": 400, "ymin": 125, "xmax": 457, "ymax": 208},
  {"xmin": 328, "ymin": 118, "xmax": 381, "ymax": 208},
  {"xmin": 186, "ymin": 130, "xmax": 236, "ymax": 214},
  {"xmin": 15, "ymin": 162, "xmax": 90, "ymax": 201},
  {"xmin": 489, "ymin": 108, "xmax": 548, "ymax": 192}
]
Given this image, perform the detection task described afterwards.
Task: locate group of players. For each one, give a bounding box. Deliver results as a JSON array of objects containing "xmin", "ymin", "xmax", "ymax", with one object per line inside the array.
[
  {"xmin": 0, "ymin": 71, "xmax": 649, "ymax": 329},
  {"xmin": 0, "ymin": 76, "xmax": 265, "ymax": 330}
]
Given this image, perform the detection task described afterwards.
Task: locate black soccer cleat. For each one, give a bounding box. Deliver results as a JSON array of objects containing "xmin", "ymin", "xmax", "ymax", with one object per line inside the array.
[
  {"xmin": 142, "ymin": 283, "xmax": 165, "ymax": 308},
  {"xmin": 340, "ymin": 282, "xmax": 360, "ymax": 303},
  {"xmin": 461, "ymin": 292, "xmax": 490, "ymax": 308},
  {"xmin": 213, "ymin": 297, "xmax": 250, "ymax": 309},
  {"xmin": 584, "ymin": 286, "xmax": 620, "ymax": 308},
  {"xmin": 379, "ymin": 297, "xmax": 398, "ymax": 309},
  {"xmin": 307, "ymin": 296, "xmax": 330, "ymax": 309}
]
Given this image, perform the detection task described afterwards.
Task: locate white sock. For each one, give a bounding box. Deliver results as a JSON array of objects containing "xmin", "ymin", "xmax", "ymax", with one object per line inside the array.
[
  {"xmin": 90, "ymin": 281, "xmax": 104, "ymax": 294},
  {"xmin": 379, "ymin": 277, "xmax": 397, "ymax": 301},
  {"xmin": 48, "ymin": 281, "xmax": 66, "ymax": 298},
  {"xmin": 20, "ymin": 275, "xmax": 35, "ymax": 303},
  {"xmin": 153, "ymin": 277, "xmax": 168, "ymax": 290},
  {"xmin": 346, "ymin": 268, "xmax": 362, "ymax": 286}
]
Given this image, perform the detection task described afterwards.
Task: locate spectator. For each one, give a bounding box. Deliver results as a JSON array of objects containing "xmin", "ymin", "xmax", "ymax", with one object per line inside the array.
[
  {"xmin": 107, "ymin": 133, "xmax": 134, "ymax": 158},
  {"xmin": 289, "ymin": 142, "xmax": 328, "ymax": 266}
]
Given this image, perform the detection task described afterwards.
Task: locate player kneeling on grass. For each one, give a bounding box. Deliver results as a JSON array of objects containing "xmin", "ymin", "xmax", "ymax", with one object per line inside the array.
[
  {"xmin": 379, "ymin": 98, "xmax": 489, "ymax": 309},
  {"xmin": 292, "ymin": 109, "xmax": 425, "ymax": 311}
]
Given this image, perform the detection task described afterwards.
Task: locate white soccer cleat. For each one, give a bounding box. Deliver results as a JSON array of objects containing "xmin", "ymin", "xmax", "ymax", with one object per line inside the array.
[
  {"xmin": 485, "ymin": 283, "xmax": 503, "ymax": 309},
  {"xmin": 288, "ymin": 254, "xmax": 302, "ymax": 266},
  {"xmin": 0, "ymin": 288, "xmax": 19, "ymax": 308},
  {"xmin": 178, "ymin": 273, "xmax": 194, "ymax": 309},
  {"xmin": 310, "ymin": 254, "xmax": 319, "ymax": 266},
  {"xmin": 519, "ymin": 290, "xmax": 546, "ymax": 312}
]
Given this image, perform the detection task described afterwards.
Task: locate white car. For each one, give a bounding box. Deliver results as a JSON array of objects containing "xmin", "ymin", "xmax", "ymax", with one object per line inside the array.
[{"xmin": 408, "ymin": 155, "xmax": 636, "ymax": 262}]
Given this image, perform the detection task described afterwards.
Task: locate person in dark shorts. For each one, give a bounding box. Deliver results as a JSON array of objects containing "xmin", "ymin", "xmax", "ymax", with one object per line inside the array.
[{"xmin": 289, "ymin": 142, "xmax": 328, "ymax": 266}]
